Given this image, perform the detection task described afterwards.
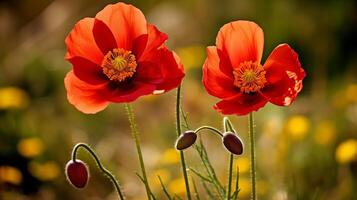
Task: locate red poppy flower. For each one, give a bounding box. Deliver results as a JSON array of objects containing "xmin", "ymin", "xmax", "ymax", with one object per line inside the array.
[
  {"xmin": 202, "ymin": 20, "xmax": 306, "ymax": 115},
  {"xmin": 64, "ymin": 3, "xmax": 184, "ymax": 114}
]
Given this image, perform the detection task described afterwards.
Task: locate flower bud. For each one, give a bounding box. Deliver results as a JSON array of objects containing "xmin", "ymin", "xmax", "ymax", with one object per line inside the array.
[
  {"xmin": 175, "ymin": 130, "xmax": 197, "ymax": 150},
  {"xmin": 222, "ymin": 132, "xmax": 244, "ymax": 155},
  {"xmin": 65, "ymin": 159, "xmax": 89, "ymax": 189}
]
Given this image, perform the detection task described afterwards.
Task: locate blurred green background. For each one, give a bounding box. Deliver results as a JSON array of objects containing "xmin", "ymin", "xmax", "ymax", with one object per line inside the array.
[{"xmin": 0, "ymin": 0, "xmax": 356, "ymax": 199}]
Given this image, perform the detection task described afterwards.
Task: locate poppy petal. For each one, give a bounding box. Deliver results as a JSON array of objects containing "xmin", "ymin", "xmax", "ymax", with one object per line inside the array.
[
  {"xmin": 216, "ymin": 49, "xmax": 234, "ymax": 79},
  {"xmin": 65, "ymin": 18, "xmax": 103, "ymax": 65},
  {"xmin": 202, "ymin": 46, "xmax": 237, "ymax": 99},
  {"xmin": 139, "ymin": 24, "xmax": 168, "ymax": 61},
  {"xmin": 214, "ymin": 93, "xmax": 268, "ymax": 115},
  {"xmin": 95, "ymin": 2, "xmax": 147, "ymax": 50},
  {"xmin": 135, "ymin": 60, "xmax": 164, "ymax": 85},
  {"xmin": 64, "ymin": 71, "xmax": 109, "ymax": 114},
  {"xmin": 103, "ymin": 81, "xmax": 156, "ymax": 103},
  {"xmin": 132, "ymin": 34, "xmax": 149, "ymax": 60},
  {"xmin": 262, "ymin": 44, "xmax": 306, "ymax": 106},
  {"xmin": 92, "ymin": 19, "xmax": 117, "ymax": 55},
  {"xmin": 216, "ymin": 20, "xmax": 264, "ymax": 68},
  {"xmin": 155, "ymin": 50, "xmax": 185, "ymax": 91},
  {"xmin": 68, "ymin": 56, "xmax": 107, "ymax": 85},
  {"xmin": 136, "ymin": 48, "xmax": 184, "ymax": 92},
  {"xmin": 260, "ymin": 72, "xmax": 291, "ymax": 98}
]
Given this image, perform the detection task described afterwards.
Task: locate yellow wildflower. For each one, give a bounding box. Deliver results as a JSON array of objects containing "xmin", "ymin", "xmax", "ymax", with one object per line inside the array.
[
  {"xmin": 335, "ymin": 139, "xmax": 357, "ymax": 164},
  {"xmin": 314, "ymin": 121, "xmax": 336, "ymax": 146},
  {"xmin": 235, "ymin": 157, "xmax": 250, "ymax": 174},
  {"xmin": 168, "ymin": 178, "xmax": 186, "ymax": 195},
  {"xmin": 28, "ymin": 161, "xmax": 60, "ymax": 181},
  {"xmin": 285, "ymin": 115, "xmax": 310, "ymax": 141},
  {"xmin": 238, "ymin": 177, "xmax": 251, "ymax": 198},
  {"xmin": 346, "ymin": 84, "xmax": 357, "ymax": 103},
  {"xmin": 161, "ymin": 148, "xmax": 180, "ymax": 165},
  {"xmin": 17, "ymin": 138, "xmax": 44, "ymax": 158},
  {"xmin": 0, "ymin": 166, "xmax": 22, "ymax": 185},
  {"xmin": 0, "ymin": 87, "xmax": 29, "ymax": 109}
]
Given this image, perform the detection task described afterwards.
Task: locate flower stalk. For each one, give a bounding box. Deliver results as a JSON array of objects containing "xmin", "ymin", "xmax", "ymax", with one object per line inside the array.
[
  {"xmin": 125, "ymin": 104, "xmax": 152, "ymax": 200},
  {"xmin": 194, "ymin": 126, "xmax": 223, "ymax": 137},
  {"xmin": 227, "ymin": 154, "xmax": 234, "ymax": 200},
  {"xmin": 224, "ymin": 117, "xmax": 235, "ymax": 200},
  {"xmin": 71, "ymin": 143, "xmax": 125, "ymax": 200},
  {"xmin": 248, "ymin": 112, "xmax": 257, "ymax": 200},
  {"xmin": 176, "ymin": 85, "xmax": 192, "ymax": 200}
]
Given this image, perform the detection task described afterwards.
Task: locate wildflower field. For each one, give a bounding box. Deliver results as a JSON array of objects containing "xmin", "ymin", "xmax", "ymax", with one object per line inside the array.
[{"xmin": 0, "ymin": 0, "xmax": 356, "ymax": 200}]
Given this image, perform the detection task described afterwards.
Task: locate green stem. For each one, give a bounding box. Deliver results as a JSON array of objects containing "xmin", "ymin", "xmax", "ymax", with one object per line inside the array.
[
  {"xmin": 227, "ymin": 154, "xmax": 234, "ymax": 200},
  {"xmin": 224, "ymin": 117, "xmax": 234, "ymax": 200},
  {"xmin": 234, "ymin": 166, "xmax": 239, "ymax": 200},
  {"xmin": 194, "ymin": 126, "xmax": 224, "ymax": 137},
  {"xmin": 248, "ymin": 112, "xmax": 257, "ymax": 200},
  {"xmin": 176, "ymin": 85, "xmax": 192, "ymax": 200},
  {"xmin": 125, "ymin": 104, "xmax": 152, "ymax": 200},
  {"xmin": 72, "ymin": 143, "xmax": 125, "ymax": 200},
  {"xmin": 223, "ymin": 117, "xmax": 235, "ymax": 132}
]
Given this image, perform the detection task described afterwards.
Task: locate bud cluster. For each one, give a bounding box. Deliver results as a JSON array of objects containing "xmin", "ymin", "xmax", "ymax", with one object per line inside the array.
[{"xmin": 175, "ymin": 129, "xmax": 244, "ymax": 155}]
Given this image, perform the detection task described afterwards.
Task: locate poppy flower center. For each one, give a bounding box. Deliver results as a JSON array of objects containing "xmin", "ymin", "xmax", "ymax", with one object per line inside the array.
[
  {"xmin": 101, "ymin": 48, "xmax": 137, "ymax": 82},
  {"xmin": 233, "ymin": 61, "xmax": 267, "ymax": 93}
]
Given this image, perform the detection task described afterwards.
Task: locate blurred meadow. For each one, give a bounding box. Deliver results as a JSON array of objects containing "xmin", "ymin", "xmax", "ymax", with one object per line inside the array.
[{"xmin": 0, "ymin": 0, "xmax": 357, "ymax": 199}]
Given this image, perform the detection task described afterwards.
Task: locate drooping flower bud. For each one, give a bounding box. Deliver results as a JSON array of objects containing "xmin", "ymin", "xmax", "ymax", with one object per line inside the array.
[
  {"xmin": 65, "ymin": 159, "xmax": 89, "ymax": 189},
  {"xmin": 222, "ymin": 132, "xmax": 244, "ymax": 155},
  {"xmin": 175, "ymin": 130, "xmax": 197, "ymax": 150}
]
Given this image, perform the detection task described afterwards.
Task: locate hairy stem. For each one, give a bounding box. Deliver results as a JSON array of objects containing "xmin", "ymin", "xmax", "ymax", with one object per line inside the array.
[
  {"xmin": 248, "ymin": 113, "xmax": 257, "ymax": 200},
  {"xmin": 125, "ymin": 104, "xmax": 152, "ymax": 200},
  {"xmin": 194, "ymin": 126, "xmax": 224, "ymax": 137},
  {"xmin": 176, "ymin": 85, "xmax": 192, "ymax": 200},
  {"xmin": 227, "ymin": 154, "xmax": 234, "ymax": 200},
  {"xmin": 72, "ymin": 143, "xmax": 125, "ymax": 200},
  {"xmin": 224, "ymin": 117, "xmax": 234, "ymax": 200}
]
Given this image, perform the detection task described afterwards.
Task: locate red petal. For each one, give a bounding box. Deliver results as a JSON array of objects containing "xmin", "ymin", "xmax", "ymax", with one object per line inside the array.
[
  {"xmin": 103, "ymin": 81, "xmax": 156, "ymax": 103},
  {"xmin": 214, "ymin": 93, "xmax": 268, "ymax": 115},
  {"xmin": 261, "ymin": 60, "xmax": 291, "ymax": 98},
  {"xmin": 216, "ymin": 20, "xmax": 264, "ymax": 68},
  {"xmin": 64, "ymin": 71, "xmax": 109, "ymax": 114},
  {"xmin": 132, "ymin": 34, "xmax": 149, "ymax": 60},
  {"xmin": 262, "ymin": 44, "xmax": 306, "ymax": 106},
  {"xmin": 135, "ymin": 59, "xmax": 164, "ymax": 85},
  {"xmin": 136, "ymin": 48, "xmax": 184, "ymax": 92},
  {"xmin": 202, "ymin": 46, "xmax": 237, "ymax": 99},
  {"xmin": 68, "ymin": 56, "xmax": 107, "ymax": 85},
  {"xmin": 155, "ymin": 50, "xmax": 185, "ymax": 91},
  {"xmin": 65, "ymin": 18, "xmax": 103, "ymax": 65},
  {"xmin": 95, "ymin": 2, "xmax": 147, "ymax": 50},
  {"xmin": 216, "ymin": 49, "xmax": 234, "ymax": 79},
  {"xmin": 93, "ymin": 19, "xmax": 117, "ymax": 54},
  {"xmin": 139, "ymin": 24, "xmax": 168, "ymax": 61}
]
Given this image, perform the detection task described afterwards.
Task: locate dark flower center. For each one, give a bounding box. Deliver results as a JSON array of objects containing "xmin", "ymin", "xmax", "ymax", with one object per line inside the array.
[
  {"xmin": 233, "ymin": 61, "xmax": 267, "ymax": 93},
  {"xmin": 101, "ymin": 48, "xmax": 137, "ymax": 82}
]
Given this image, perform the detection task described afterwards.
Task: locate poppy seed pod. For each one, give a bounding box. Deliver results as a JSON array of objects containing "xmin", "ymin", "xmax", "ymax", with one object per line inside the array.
[
  {"xmin": 65, "ymin": 159, "xmax": 89, "ymax": 189},
  {"xmin": 175, "ymin": 130, "xmax": 197, "ymax": 150},
  {"xmin": 222, "ymin": 132, "xmax": 244, "ymax": 155}
]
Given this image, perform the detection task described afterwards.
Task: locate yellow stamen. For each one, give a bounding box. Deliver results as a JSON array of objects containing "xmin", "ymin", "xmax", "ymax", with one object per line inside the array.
[
  {"xmin": 102, "ymin": 48, "xmax": 137, "ymax": 82},
  {"xmin": 233, "ymin": 61, "xmax": 267, "ymax": 93}
]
